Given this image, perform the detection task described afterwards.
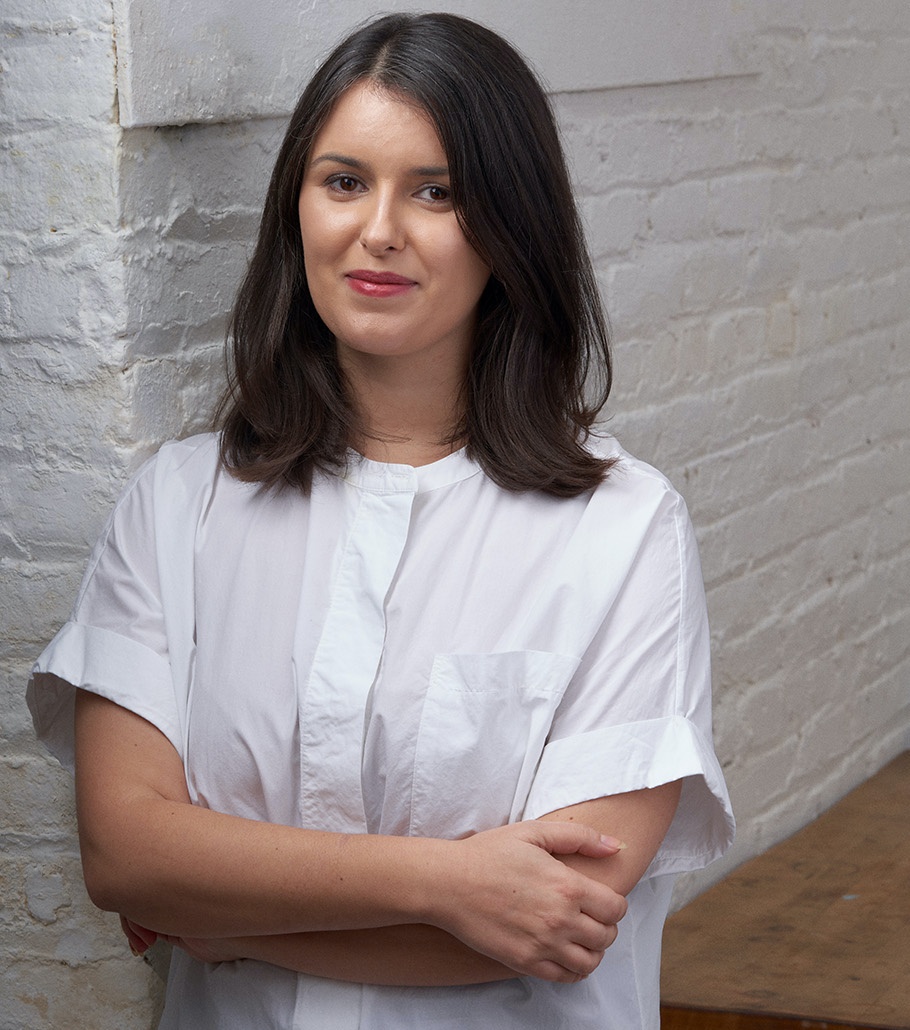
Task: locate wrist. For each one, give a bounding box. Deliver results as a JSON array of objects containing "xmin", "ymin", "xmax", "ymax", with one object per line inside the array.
[{"xmin": 400, "ymin": 836, "xmax": 457, "ymax": 928}]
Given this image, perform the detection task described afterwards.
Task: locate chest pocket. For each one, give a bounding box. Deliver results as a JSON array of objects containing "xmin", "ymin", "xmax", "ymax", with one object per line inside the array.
[{"xmin": 408, "ymin": 650, "xmax": 580, "ymax": 838}]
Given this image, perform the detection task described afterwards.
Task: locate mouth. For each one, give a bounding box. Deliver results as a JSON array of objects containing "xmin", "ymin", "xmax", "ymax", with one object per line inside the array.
[{"xmin": 345, "ymin": 269, "xmax": 417, "ymax": 298}]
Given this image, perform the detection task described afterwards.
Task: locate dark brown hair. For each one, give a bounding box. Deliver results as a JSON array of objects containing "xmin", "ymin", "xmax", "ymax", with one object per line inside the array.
[{"xmin": 217, "ymin": 12, "xmax": 614, "ymax": 496}]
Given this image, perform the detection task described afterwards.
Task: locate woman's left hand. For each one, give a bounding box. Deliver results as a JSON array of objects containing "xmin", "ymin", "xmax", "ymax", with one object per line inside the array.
[
  {"xmin": 120, "ymin": 915, "xmax": 157, "ymax": 956},
  {"xmin": 121, "ymin": 915, "xmax": 243, "ymax": 964},
  {"xmin": 156, "ymin": 932, "xmax": 245, "ymax": 965}
]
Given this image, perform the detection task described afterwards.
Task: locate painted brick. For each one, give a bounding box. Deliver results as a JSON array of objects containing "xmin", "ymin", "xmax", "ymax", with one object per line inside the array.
[
  {"xmin": 0, "ymin": 127, "xmax": 120, "ymax": 235},
  {"xmin": 646, "ymin": 178, "xmax": 712, "ymax": 243},
  {"xmin": 0, "ymin": 755, "xmax": 75, "ymax": 838},
  {"xmin": 122, "ymin": 238, "xmax": 245, "ymax": 358},
  {"xmin": 580, "ymin": 188, "xmax": 649, "ymax": 259},
  {"xmin": 0, "ymin": 24, "xmax": 115, "ymax": 126},
  {"xmin": 1, "ymin": 955, "xmax": 163, "ymax": 1030},
  {"xmin": 117, "ymin": 120, "xmax": 279, "ymax": 229},
  {"xmin": 0, "ymin": 661, "xmax": 45, "ymax": 748},
  {"xmin": 0, "ymin": 0, "xmax": 111, "ymax": 23},
  {"xmin": 3, "ymin": 255, "xmax": 83, "ymax": 339}
]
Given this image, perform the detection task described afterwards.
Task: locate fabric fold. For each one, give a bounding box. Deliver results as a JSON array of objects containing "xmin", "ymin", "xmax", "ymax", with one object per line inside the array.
[
  {"xmin": 524, "ymin": 713, "xmax": 734, "ymax": 876},
  {"xmin": 27, "ymin": 620, "xmax": 180, "ymax": 771}
]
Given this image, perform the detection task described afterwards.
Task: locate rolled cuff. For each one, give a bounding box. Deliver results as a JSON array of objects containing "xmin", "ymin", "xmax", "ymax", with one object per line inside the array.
[
  {"xmin": 26, "ymin": 620, "xmax": 182, "ymax": 772},
  {"xmin": 523, "ymin": 714, "xmax": 735, "ymax": 877}
]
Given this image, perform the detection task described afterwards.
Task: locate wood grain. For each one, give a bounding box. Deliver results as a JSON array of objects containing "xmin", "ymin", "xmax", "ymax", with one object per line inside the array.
[
  {"xmin": 660, "ymin": 1006, "xmax": 878, "ymax": 1029},
  {"xmin": 660, "ymin": 752, "xmax": 910, "ymax": 1030}
]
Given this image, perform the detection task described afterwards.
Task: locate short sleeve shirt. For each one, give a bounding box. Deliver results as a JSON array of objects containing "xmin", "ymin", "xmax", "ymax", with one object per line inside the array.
[{"xmin": 28, "ymin": 432, "xmax": 734, "ymax": 1030}]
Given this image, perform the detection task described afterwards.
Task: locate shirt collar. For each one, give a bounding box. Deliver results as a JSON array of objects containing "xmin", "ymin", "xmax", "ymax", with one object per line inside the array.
[{"xmin": 343, "ymin": 447, "xmax": 482, "ymax": 495}]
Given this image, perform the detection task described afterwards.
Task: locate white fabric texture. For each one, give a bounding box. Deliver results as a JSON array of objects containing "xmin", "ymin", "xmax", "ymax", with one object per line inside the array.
[{"xmin": 28, "ymin": 432, "xmax": 734, "ymax": 1029}]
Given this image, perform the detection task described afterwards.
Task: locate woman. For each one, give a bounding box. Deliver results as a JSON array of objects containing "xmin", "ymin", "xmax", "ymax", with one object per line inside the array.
[{"xmin": 28, "ymin": 12, "xmax": 733, "ymax": 1029}]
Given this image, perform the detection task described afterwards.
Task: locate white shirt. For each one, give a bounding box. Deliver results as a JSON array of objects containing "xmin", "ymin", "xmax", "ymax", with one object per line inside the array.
[{"xmin": 29, "ymin": 432, "xmax": 733, "ymax": 1030}]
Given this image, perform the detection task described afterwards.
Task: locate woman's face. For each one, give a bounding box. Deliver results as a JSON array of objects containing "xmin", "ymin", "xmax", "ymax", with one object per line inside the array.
[{"xmin": 298, "ymin": 81, "xmax": 491, "ymax": 376}]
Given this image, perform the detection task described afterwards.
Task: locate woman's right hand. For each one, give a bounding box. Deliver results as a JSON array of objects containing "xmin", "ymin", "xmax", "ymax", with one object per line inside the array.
[{"xmin": 427, "ymin": 821, "xmax": 627, "ymax": 982}]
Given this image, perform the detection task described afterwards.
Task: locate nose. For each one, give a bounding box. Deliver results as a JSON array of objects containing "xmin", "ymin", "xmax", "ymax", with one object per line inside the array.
[{"xmin": 359, "ymin": 192, "xmax": 405, "ymax": 254}]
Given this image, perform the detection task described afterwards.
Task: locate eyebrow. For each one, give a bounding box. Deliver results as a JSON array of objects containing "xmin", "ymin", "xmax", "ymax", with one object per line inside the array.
[{"xmin": 310, "ymin": 152, "xmax": 449, "ymax": 177}]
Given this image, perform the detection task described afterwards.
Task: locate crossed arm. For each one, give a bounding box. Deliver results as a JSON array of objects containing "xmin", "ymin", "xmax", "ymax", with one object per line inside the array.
[{"xmin": 75, "ymin": 690, "xmax": 681, "ymax": 987}]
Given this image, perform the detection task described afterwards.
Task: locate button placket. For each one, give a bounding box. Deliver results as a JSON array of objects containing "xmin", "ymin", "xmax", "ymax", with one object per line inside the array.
[{"xmin": 297, "ymin": 476, "xmax": 417, "ymax": 832}]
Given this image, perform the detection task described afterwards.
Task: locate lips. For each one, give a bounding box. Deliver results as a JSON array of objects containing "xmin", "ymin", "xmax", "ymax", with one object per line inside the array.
[
  {"xmin": 345, "ymin": 269, "xmax": 417, "ymax": 298},
  {"xmin": 348, "ymin": 269, "xmax": 415, "ymax": 285}
]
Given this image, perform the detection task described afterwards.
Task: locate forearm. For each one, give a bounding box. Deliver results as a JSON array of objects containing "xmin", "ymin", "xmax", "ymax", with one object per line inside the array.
[
  {"xmin": 160, "ymin": 786, "xmax": 683, "ymax": 985},
  {"xmin": 79, "ymin": 692, "xmax": 627, "ymax": 981},
  {"xmin": 84, "ymin": 798, "xmax": 446, "ymax": 938},
  {"xmin": 541, "ymin": 780, "xmax": 683, "ymax": 897},
  {"xmin": 233, "ymin": 925, "xmax": 516, "ymax": 986},
  {"xmin": 75, "ymin": 691, "xmax": 443, "ymax": 937}
]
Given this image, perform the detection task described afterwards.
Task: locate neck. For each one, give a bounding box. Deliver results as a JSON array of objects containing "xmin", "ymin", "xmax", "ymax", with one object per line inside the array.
[{"xmin": 341, "ymin": 351, "xmax": 467, "ymax": 466}]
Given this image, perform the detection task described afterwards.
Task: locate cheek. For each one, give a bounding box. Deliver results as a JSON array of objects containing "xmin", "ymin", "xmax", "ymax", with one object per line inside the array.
[
  {"xmin": 300, "ymin": 220, "xmax": 327, "ymax": 265},
  {"xmin": 301, "ymin": 247, "xmax": 324, "ymax": 298},
  {"xmin": 455, "ymin": 249, "xmax": 492, "ymax": 300},
  {"xmin": 299, "ymin": 199, "xmax": 344, "ymax": 261},
  {"xmin": 436, "ymin": 234, "xmax": 488, "ymax": 285}
]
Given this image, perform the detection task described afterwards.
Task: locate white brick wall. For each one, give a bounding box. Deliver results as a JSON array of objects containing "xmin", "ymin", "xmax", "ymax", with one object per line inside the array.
[
  {"xmin": 111, "ymin": 0, "xmax": 756, "ymax": 126},
  {"xmin": 1, "ymin": 5, "xmax": 167, "ymax": 1024},
  {"xmin": 2, "ymin": 2, "xmax": 908, "ymax": 1024},
  {"xmin": 559, "ymin": 3, "xmax": 910, "ymax": 897}
]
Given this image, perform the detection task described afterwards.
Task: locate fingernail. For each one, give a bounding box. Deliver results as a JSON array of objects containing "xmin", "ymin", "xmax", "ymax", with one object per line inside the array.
[
  {"xmin": 600, "ymin": 835, "xmax": 627, "ymax": 850},
  {"xmin": 130, "ymin": 944, "xmax": 141, "ymax": 957}
]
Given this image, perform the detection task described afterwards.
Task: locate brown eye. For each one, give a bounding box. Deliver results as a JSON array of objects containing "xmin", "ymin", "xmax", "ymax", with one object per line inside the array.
[
  {"xmin": 328, "ymin": 174, "xmax": 362, "ymax": 194},
  {"xmin": 418, "ymin": 184, "xmax": 450, "ymax": 202}
]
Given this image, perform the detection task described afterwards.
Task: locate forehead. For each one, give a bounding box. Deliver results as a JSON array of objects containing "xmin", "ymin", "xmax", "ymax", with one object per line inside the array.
[{"xmin": 311, "ymin": 81, "xmax": 445, "ymax": 160}]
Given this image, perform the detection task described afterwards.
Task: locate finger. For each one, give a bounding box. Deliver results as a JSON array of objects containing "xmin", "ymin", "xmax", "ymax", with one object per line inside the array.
[
  {"xmin": 560, "ymin": 942, "xmax": 606, "ymax": 978},
  {"xmin": 528, "ymin": 820, "xmax": 625, "ymax": 858},
  {"xmin": 120, "ymin": 916, "xmax": 148, "ymax": 956},
  {"xmin": 125, "ymin": 918, "xmax": 159, "ymax": 949},
  {"xmin": 134, "ymin": 924, "xmax": 159, "ymax": 949},
  {"xmin": 577, "ymin": 880, "xmax": 628, "ymax": 926},
  {"xmin": 571, "ymin": 912, "xmax": 620, "ymax": 952},
  {"xmin": 530, "ymin": 950, "xmax": 604, "ymax": 983},
  {"xmin": 529, "ymin": 959, "xmax": 583, "ymax": 983},
  {"xmin": 575, "ymin": 831, "xmax": 626, "ymax": 857}
]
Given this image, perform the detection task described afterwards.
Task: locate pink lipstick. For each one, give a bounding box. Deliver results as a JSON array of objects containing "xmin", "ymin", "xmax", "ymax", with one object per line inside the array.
[{"xmin": 346, "ymin": 269, "xmax": 416, "ymax": 298}]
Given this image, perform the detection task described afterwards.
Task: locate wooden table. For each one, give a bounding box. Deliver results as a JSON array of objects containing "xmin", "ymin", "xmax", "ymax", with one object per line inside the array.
[{"xmin": 660, "ymin": 751, "xmax": 910, "ymax": 1030}]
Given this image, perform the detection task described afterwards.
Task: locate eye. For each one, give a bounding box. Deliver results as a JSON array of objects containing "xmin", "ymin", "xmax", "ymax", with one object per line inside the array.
[
  {"xmin": 416, "ymin": 184, "xmax": 451, "ymax": 203},
  {"xmin": 326, "ymin": 174, "xmax": 363, "ymax": 195}
]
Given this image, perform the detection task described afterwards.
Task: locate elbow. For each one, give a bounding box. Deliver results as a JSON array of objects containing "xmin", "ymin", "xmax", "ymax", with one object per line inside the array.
[
  {"xmin": 79, "ymin": 833, "xmax": 138, "ymax": 913},
  {"xmin": 80, "ymin": 846, "xmax": 124, "ymax": 912}
]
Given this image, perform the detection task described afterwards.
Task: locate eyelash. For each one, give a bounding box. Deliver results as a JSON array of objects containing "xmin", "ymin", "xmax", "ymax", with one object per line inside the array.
[
  {"xmin": 417, "ymin": 184, "xmax": 450, "ymax": 202},
  {"xmin": 326, "ymin": 174, "xmax": 363, "ymax": 194},
  {"xmin": 324, "ymin": 174, "xmax": 450, "ymax": 204}
]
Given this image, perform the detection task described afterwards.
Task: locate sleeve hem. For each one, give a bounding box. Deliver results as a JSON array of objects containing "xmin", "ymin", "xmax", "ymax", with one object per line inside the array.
[
  {"xmin": 523, "ymin": 714, "xmax": 734, "ymax": 876},
  {"xmin": 27, "ymin": 620, "xmax": 183, "ymax": 772}
]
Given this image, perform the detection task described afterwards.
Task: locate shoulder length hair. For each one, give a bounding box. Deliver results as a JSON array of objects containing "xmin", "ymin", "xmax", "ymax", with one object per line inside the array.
[{"xmin": 217, "ymin": 12, "xmax": 614, "ymax": 497}]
